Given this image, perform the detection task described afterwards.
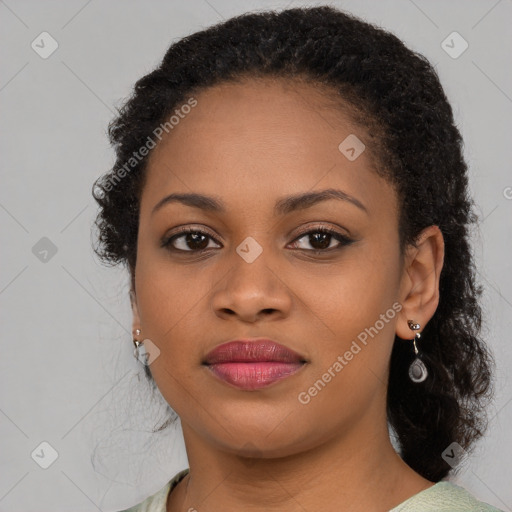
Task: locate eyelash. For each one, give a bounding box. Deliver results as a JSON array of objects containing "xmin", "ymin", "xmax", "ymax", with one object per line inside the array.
[{"xmin": 161, "ymin": 225, "xmax": 354, "ymax": 255}]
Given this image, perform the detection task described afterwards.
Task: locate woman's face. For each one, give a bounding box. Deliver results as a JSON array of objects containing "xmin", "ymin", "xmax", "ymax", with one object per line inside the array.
[{"xmin": 132, "ymin": 78, "xmax": 409, "ymax": 457}]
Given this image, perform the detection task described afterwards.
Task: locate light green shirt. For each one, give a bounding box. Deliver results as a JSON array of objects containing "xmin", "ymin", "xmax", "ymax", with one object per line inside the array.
[{"xmin": 119, "ymin": 468, "xmax": 504, "ymax": 511}]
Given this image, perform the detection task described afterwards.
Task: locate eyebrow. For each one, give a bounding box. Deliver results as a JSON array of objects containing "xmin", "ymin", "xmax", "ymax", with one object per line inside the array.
[{"xmin": 151, "ymin": 188, "xmax": 368, "ymax": 216}]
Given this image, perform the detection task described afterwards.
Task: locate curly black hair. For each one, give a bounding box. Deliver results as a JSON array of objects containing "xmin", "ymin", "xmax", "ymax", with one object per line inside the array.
[{"xmin": 92, "ymin": 5, "xmax": 494, "ymax": 482}]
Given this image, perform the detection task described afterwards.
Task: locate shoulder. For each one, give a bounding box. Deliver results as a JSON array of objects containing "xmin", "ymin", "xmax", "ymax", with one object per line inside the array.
[
  {"xmin": 116, "ymin": 468, "xmax": 190, "ymax": 512},
  {"xmin": 390, "ymin": 481, "xmax": 504, "ymax": 512}
]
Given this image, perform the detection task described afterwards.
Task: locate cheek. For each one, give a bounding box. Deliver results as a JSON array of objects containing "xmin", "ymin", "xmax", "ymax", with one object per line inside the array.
[
  {"xmin": 311, "ymin": 243, "xmax": 399, "ymax": 319},
  {"xmin": 301, "ymin": 242, "xmax": 401, "ymax": 370},
  {"xmin": 134, "ymin": 246, "xmax": 205, "ymax": 369},
  {"xmin": 134, "ymin": 258, "xmax": 206, "ymax": 414},
  {"xmin": 135, "ymin": 236, "xmax": 204, "ymax": 323},
  {"xmin": 293, "ymin": 268, "xmax": 399, "ymax": 427}
]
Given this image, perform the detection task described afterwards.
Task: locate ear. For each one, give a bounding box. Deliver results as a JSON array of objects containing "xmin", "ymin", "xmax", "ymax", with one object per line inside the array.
[
  {"xmin": 396, "ymin": 225, "xmax": 445, "ymax": 340},
  {"xmin": 130, "ymin": 289, "xmax": 141, "ymax": 336}
]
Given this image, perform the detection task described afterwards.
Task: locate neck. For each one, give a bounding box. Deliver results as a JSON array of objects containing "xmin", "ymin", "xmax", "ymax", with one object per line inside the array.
[{"xmin": 167, "ymin": 411, "xmax": 433, "ymax": 511}]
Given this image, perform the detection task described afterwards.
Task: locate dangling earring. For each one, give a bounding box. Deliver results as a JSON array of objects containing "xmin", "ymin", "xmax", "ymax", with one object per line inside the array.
[
  {"xmin": 133, "ymin": 328, "xmax": 144, "ymax": 360},
  {"xmin": 407, "ymin": 320, "xmax": 428, "ymax": 383}
]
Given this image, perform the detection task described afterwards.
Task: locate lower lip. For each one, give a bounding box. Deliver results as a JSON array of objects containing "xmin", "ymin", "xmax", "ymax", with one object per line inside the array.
[{"xmin": 205, "ymin": 361, "xmax": 305, "ymax": 390}]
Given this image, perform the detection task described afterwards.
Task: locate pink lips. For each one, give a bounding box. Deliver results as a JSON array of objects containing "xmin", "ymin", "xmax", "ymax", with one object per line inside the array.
[{"xmin": 203, "ymin": 339, "xmax": 307, "ymax": 390}]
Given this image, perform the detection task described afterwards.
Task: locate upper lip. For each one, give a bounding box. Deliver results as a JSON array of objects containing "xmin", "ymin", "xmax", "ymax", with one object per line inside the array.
[{"xmin": 203, "ymin": 339, "xmax": 307, "ymax": 365}]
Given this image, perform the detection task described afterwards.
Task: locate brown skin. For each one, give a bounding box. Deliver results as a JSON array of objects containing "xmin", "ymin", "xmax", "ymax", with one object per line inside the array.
[{"xmin": 130, "ymin": 78, "xmax": 445, "ymax": 512}]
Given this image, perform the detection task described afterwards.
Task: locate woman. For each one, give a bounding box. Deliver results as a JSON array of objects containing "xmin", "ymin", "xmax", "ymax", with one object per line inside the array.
[{"xmin": 92, "ymin": 5, "xmax": 502, "ymax": 511}]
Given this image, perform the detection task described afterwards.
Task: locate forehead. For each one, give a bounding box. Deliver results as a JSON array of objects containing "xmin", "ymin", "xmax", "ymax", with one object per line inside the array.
[
  {"xmin": 142, "ymin": 77, "xmax": 395, "ymax": 218},
  {"xmin": 151, "ymin": 76, "xmax": 361, "ymax": 153}
]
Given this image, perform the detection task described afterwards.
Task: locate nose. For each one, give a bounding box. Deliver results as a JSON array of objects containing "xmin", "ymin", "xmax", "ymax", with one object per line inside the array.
[{"xmin": 211, "ymin": 248, "xmax": 292, "ymax": 323}]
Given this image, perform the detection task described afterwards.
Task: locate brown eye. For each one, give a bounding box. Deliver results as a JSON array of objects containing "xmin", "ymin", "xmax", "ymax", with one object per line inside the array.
[
  {"xmin": 289, "ymin": 228, "xmax": 354, "ymax": 252},
  {"xmin": 162, "ymin": 229, "xmax": 221, "ymax": 252}
]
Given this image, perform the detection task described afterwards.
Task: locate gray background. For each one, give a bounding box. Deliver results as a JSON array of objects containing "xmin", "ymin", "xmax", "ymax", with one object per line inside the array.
[{"xmin": 1, "ymin": 0, "xmax": 511, "ymax": 510}]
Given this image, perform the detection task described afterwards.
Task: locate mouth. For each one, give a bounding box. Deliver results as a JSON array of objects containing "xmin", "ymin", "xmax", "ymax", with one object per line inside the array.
[{"xmin": 202, "ymin": 339, "xmax": 308, "ymax": 390}]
